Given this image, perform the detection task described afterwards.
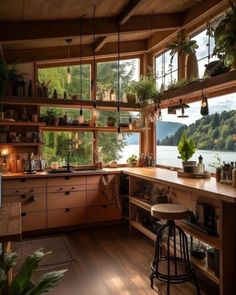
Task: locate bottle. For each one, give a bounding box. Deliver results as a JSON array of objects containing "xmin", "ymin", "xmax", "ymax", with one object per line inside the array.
[
  {"xmin": 197, "ymin": 155, "xmax": 204, "ymax": 174},
  {"xmin": 232, "ymin": 163, "xmax": 236, "ymax": 188},
  {"xmin": 53, "ymin": 89, "xmax": 58, "ymax": 99},
  {"xmin": 63, "ymin": 91, "xmax": 67, "ymax": 100},
  {"xmin": 28, "ymin": 80, "xmax": 32, "ymax": 97}
]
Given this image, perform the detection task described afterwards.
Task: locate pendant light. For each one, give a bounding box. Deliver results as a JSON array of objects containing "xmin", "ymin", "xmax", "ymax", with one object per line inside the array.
[
  {"xmin": 79, "ymin": 16, "xmax": 84, "ymax": 124},
  {"xmin": 65, "ymin": 38, "xmax": 72, "ymax": 84},
  {"xmin": 177, "ymin": 99, "xmax": 189, "ymax": 118},
  {"xmin": 200, "ymin": 80, "xmax": 209, "ymax": 116},
  {"xmin": 117, "ymin": 20, "xmax": 123, "ymax": 141},
  {"xmin": 129, "ymin": 117, "xmax": 133, "ymax": 130},
  {"xmin": 92, "ymin": 6, "xmax": 99, "ymax": 118}
]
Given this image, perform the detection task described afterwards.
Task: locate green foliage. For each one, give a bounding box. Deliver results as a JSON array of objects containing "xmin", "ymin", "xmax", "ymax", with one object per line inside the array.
[
  {"xmin": 126, "ymin": 154, "xmax": 138, "ymax": 163},
  {"xmin": 177, "ymin": 133, "xmax": 196, "ymax": 162},
  {"xmin": 160, "ymin": 110, "xmax": 236, "ymax": 151},
  {"xmin": 208, "ymin": 1, "xmax": 236, "ymax": 67},
  {"xmin": 0, "ymin": 249, "xmax": 66, "ymax": 295}
]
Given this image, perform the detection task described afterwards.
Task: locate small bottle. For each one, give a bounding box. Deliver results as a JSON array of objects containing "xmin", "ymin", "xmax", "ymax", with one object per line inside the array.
[
  {"xmin": 63, "ymin": 91, "xmax": 67, "ymax": 100},
  {"xmin": 232, "ymin": 163, "xmax": 236, "ymax": 188},
  {"xmin": 53, "ymin": 89, "xmax": 58, "ymax": 99},
  {"xmin": 28, "ymin": 80, "xmax": 32, "ymax": 97},
  {"xmin": 197, "ymin": 155, "xmax": 204, "ymax": 174},
  {"xmin": 110, "ymin": 89, "xmax": 116, "ymax": 101}
]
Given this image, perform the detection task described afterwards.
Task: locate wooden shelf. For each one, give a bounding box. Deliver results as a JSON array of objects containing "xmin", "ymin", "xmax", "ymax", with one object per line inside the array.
[
  {"xmin": 0, "ymin": 121, "xmax": 46, "ymax": 126},
  {"xmin": 0, "ymin": 142, "xmax": 44, "ymax": 147},
  {"xmin": 2, "ymin": 97, "xmax": 141, "ymax": 111},
  {"xmin": 130, "ymin": 220, "xmax": 219, "ymax": 285},
  {"xmin": 130, "ymin": 196, "xmax": 220, "ymax": 249},
  {"xmin": 151, "ymin": 70, "xmax": 236, "ymax": 108},
  {"xmin": 41, "ymin": 125, "xmax": 142, "ymax": 132}
]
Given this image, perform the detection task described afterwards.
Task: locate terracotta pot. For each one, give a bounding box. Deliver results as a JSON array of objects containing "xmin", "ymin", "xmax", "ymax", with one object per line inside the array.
[
  {"xmin": 182, "ymin": 161, "xmax": 197, "ymax": 173},
  {"xmin": 187, "ymin": 53, "xmax": 199, "ymax": 79}
]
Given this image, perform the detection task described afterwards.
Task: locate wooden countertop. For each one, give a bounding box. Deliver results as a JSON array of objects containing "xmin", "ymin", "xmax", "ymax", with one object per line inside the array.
[
  {"xmin": 0, "ymin": 202, "xmax": 22, "ymax": 242},
  {"xmin": 122, "ymin": 167, "xmax": 236, "ymax": 203}
]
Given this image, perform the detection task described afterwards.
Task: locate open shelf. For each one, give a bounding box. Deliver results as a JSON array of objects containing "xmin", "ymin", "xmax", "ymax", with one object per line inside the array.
[
  {"xmin": 0, "ymin": 121, "xmax": 46, "ymax": 126},
  {"xmin": 130, "ymin": 219, "xmax": 219, "ymax": 285},
  {"xmin": 2, "ymin": 97, "xmax": 141, "ymax": 111},
  {"xmin": 40, "ymin": 126, "xmax": 142, "ymax": 132},
  {"xmin": 0, "ymin": 142, "xmax": 44, "ymax": 147}
]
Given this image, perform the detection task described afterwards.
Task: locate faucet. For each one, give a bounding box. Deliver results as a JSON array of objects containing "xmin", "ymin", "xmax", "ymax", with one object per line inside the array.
[{"xmin": 66, "ymin": 149, "xmax": 73, "ymax": 171}]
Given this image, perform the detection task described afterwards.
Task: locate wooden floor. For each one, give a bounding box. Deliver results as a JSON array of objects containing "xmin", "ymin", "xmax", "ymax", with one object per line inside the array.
[{"xmin": 31, "ymin": 224, "xmax": 206, "ymax": 295}]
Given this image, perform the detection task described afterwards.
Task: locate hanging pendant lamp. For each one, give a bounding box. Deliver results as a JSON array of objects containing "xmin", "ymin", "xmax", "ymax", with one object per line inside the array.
[
  {"xmin": 79, "ymin": 16, "xmax": 84, "ymax": 124},
  {"xmin": 200, "ymin": 80, "xmax": 209, "ymax": 116},
  {"xmin": 117, "ymin": 20, "xmax": 123, "ymax": 141},
  {"xmin": 92, "ymin": 6, "xmax": 99, "ymax": 118},
  {"xmin": 65, "ymin": 38, "xmax": 72, "ymax": 84}
]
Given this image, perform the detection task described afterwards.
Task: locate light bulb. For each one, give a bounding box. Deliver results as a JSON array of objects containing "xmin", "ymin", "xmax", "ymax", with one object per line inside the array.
[
  {"xmin": 129, "ymin": 117, "xmax": 133, "ymax": 130},
  {"xmin": 67, "ymin": 67, "xmax": 72, "ymax": 84},
  {"xmin": 92, "ymin": 107, "xmax": 99, "ymax": 118},
  {"xmin": 117, "ymin": 126, "xmax": 123, "ymax": 140},
  {"xmin": 79, "ymin": 108, "xmax": 84, "ymax": 124},
  {"xmin": 158, "ymin": 109, "xmax": 162, "ymax": 121}
]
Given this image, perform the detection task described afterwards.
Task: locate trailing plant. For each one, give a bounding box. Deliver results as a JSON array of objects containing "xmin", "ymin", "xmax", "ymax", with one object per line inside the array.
[
  {"xmin": 0, "ymin": 249, "xmax": 66, "ymax": 295},
  {"xmin": 207, "ymin": 0, "xmax": 236, "ymax": 67},
  {"xmin": 167, "ymin": 38, "xmax": 199, "ymax": 65},
  {"xmin": 167, "ymin": 77, "xmax": 198, "ymax": 90},
  {"xmin": 177, "ymin": 133, "xmax": 196, "ymax": 162},
  {"xmin": 127, "ymin": 154, "xmax": 138, "ymax": 164},
  {"xmin": 0, "ymin": 58, "xmax": 24, "ymax": 83}
]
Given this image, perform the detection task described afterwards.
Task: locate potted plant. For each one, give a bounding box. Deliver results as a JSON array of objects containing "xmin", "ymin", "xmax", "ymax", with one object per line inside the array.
[
  {"xmin": 208, "ymin": 0, "xmax": 236, "ymax": 68},
  {"xmin": 178, "ymin": 133, "xmax": 196, "ymax": 173},
  {"xmin": 131, "ymin": 75, "xmax": 157, "ymax": 103},
  {"xmin": 127, "ymin": 154, "xmax": 138, "ymax": 167},
  {"xmin": 124, "ymin": 82, "xmax": 136, "ymax": 103},
  {"xmin": 0, "ymin": 249, "xmax": 66, "ymax": 295},
  {"xmin": 106, "ymin": 116, "xmax": 116, "ymax": 127},
  {"xmin": 167, "ymin": 38, "xmax": 199, "ymax": 79}
]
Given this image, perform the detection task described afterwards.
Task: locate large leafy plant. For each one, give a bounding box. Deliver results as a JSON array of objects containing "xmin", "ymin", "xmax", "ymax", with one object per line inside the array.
[
  {"xmin": 177, "ymin": 133, "xmax": 196, "ymax": 162},
  {"xmin": 208, "ymin": 0, "xmax": 236, "ymax": 67},
  {"xmin": 0, "ymin": 249, "xmax": 66, "ymax": 295},
  {"xmin": 128, "ymin": 75, "xmax": 157, "ymax": 102}
]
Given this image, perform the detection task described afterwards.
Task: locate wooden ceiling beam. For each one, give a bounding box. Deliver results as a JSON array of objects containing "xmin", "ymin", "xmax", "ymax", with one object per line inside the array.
[
  {"xmin": 4, "ymin": 40, "xmax": 147, "ymax": 63},
  {"xmin": 119, "ymin": 0, "xmax": 146, "ymax": 25},
  {"xmin": 95, "ymin": 37, "xmax": 108, "ymax": 52},
  {"xmin": 0, "ymin": 13, "xmax": 181, "ymax": 43}
]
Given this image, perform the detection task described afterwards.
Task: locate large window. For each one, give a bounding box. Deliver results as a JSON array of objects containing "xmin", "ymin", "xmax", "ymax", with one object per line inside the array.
[
  {"xmin": 155, "ymin": 50, "xmax": 178, "ymax": 91},
  {"xmin": 156, "ymin": 94, "xmax": 236, "ymax": 171},
  {"xmin": 38, "ymin": 64, "xmax": 91, "ymax": 100}
]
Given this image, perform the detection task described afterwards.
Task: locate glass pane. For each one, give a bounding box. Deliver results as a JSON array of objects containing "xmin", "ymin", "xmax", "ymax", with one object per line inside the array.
[
  {"xmin": 38, "ymin": 64, "xmax": 91, "ymax": 100},
  {"xmin": 156, "ymin": 93, "xmax": 236, "ymax": 171},
  {"xmin": 42, "ymin": 131, "xmax": 93, "ymax": 166}
]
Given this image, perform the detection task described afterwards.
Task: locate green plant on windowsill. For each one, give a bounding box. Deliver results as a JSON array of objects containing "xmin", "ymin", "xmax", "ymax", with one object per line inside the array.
[
  {"xmin": 127, "ymin": 154, "xmax": 138, "ymax": 166},
  {"xmin": 0, "ymin": 249, "xmax": 66, "ymax": 295},
  {"xmin": 177, "ymin": 133, "xmax": 196, "ymax": 173},
  {"xmin": 167, "ymin": 77, "xmax": 199, "ymax": 91}
]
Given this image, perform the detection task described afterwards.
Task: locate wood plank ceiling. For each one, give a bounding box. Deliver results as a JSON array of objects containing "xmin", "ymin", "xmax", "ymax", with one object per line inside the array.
[{"xmin": 0, "ymin": 0, "xmax": 229, "ymax": 64}]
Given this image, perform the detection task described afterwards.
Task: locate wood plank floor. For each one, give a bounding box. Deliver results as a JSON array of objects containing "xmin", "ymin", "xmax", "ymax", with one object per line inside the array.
[{"xmin": 30, "ymin": 224, "xmax": 207, "ymax": 295}]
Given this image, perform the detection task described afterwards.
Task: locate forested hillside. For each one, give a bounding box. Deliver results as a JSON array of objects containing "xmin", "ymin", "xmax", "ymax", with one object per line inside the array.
[{"xmin": 159, "ymin": 110, "xmax": 236, "ymax": 151}]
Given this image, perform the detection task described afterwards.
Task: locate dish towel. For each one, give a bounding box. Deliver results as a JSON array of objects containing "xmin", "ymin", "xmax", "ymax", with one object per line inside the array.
[{"xmin": 99, "ymin": 174, "xmax": 121, "ymax": 210}]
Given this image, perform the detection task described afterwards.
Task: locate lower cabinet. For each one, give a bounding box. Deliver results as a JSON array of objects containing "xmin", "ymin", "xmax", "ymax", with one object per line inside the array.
[
  {"xmin": 87, "ymin": 204, "xmax": 121, "ymax": 223},
  {"xmin": 47, "ymin": 208, "xmax": 86, "ymax": 228},
  {"xmin": 21, "ymin": 211, "xmax": 47, "ymax": 231}
]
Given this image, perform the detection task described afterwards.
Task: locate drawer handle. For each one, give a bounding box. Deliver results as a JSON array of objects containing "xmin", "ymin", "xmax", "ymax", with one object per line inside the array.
[
  {"xmin": 102, "ymin": 204, "xmax": 108, "ymax": 209},
  {"xmin": 31, "ymin": 195, "xmax": 37, "ymax": 202},
  {"xmin": 16, "ymin": 190, "xmax": 19, "ymax": 193},
  {"xmin": 59, "ymin": 187, "xmax": 63, "ymax": 191},
  {"xmin": 21, "ymin": 212, "xmax": 26, "ymax": 217},
  {"xmin": 30, "ymin": 189, "xmax": 34, "ymax": 193},
  {"xmin": 72, "ymin": 187, "xmax": 75, "ymax": 190},
  {"xmin": 65, "ymin": 191, "xmax": 70, "ymax": 195},
  {"xmin": 65, "ymin": 176, "xmax": 70, "ymax": 180},
  {"xmin": 20, "ymin": 179, "xmax": 26, "ymax": 182},
  {"xmin": 65, "ymin": 208, "xmax": 70, "ymax": 212},
  {"xmin": 21, "ymin": 195, "xmax": 26, "ymax": 199}
]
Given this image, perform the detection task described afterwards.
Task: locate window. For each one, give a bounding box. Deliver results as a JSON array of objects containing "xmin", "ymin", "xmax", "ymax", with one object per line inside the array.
[
  {"xmin": 191, "ymin": 29, "xmax": 217, "ymax": 78},
  {"xmin": 155, "ymin": 50, "xmax": 178, "ymax": 90},
  {"xmin": 156, "ymin": 94, "xmax": 236, "ymax": 171},
  {"xmin": 96, "ymin": 58, "xmax": 139, "ymax": 101},
  {"xmin": 38, "ymin": 64, "xmax": 91, "ymax": 100}
]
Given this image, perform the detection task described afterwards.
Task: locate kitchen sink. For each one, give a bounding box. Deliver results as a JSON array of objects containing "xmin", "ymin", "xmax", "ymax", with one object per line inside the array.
[{"xmin": 47, "ymin": 169, "xmax": 75, "ymax": 174}]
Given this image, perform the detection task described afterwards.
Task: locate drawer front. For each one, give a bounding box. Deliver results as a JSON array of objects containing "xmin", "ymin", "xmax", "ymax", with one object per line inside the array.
[
  {"xmin": 87, "ymin": 204, "xmax": 121, "ymax": 223},
  {"xmin": 87, "ymin": 189, "xmax": 113, "ymax": 206},
  {"xmin": 2, "ymin": 186, "xmax": 46, "ymax": 197},
  {"xmin": 21, "ymin": 211, "xmax": 47, "ymax": 231},
  {"xmin": 3, "ymin": 194, "xmax": 46, "ymax": 212},
  {"xmin": 47, "ymin": 208, "xmax": 86, "ymax": 228},
  {"xmin": 2, "ymin": 178, "xmax": 46, "ymax": 189},
  {"xmin": 86, "ymin": 174, "xmax": 115, "ymax": 185},
  {"xmin": 47, "ymin": 191, "xmax": 86, "ymax": 210},
  {"xmin": 47, "ymin": 184, "xmax": 86, "ymax": 194},
  {"xmin": 47, "ymin": 176, "xmax": 86, "ymax": 187}
]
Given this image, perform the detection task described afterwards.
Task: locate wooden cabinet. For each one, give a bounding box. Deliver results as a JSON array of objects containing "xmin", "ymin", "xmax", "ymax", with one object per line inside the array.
[
  {"xmin": 47, "ymin": 190, "xmax": 86, "ymax": 210},
  {"xmin": 21, "ymin": 211, "xmax": 47, "ymax": 231},
  {"xmin": 87, "ymin": 204, "xmax": 121, "ymax": 223},
  {"xmin": 47, "ymin": 208, "xmax": 86, "ymax": 228}
]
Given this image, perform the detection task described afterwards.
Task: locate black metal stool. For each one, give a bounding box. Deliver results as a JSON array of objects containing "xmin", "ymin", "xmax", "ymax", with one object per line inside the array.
[{"xmin": 150, "ymin": 204, "xmax": 201, "ymax": 295}]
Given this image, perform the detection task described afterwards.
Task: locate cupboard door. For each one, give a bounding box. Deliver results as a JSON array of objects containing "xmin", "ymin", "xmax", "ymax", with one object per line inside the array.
[
  {"xmin": 3, "ymin": 194, "xmax": 46, "ymax": 212},
  {"xmin": 47, "ymin": 191, "xmax": 86, "ymax": 210},
  {"xmin": 21, "ymin": 211, "xmax": 47, "ymax": 231},
  {"xmin": 87, "ymin": 204, "xmax": 121, "ymax": 223},
  {"xmin": 47, "ymin": 208, "xmax": 86, "ymax": 228},
  {"xmin": 47, "ymin": 176, "xmax": 86, "ymax": 187},
  {"xmin": 87, "ymin": 189, "xmax": 113, "ymax": 206}
]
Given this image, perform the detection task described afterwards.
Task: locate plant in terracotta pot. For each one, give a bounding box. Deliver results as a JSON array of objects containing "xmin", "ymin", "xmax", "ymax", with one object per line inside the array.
[
  {"xmin": 207, "ymin": 0, "xmax": 236, "ymax": 68},
  {"xmin": 167, "ymin": 38, "xmax": 199, "ymax": 79},
  {"xmin": 178, "ymin": 133, "xmax": 196, "ymax": 173},
  {"xmin": 127, "ymin": 154, "xmax": 138, "ymax": 167},
  {"xmin": 131, "ymin": 74, "xmax": 157, "ymax": 103},
  {"xmin": 124, "ymin": 82, "xmax": 136, "ymax": 103}
]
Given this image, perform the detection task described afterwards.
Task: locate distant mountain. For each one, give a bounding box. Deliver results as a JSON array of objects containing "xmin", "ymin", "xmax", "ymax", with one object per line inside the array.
[
  {"xmin": 125, "ymin": 121, "xmax": 185, "ymax": 145},
  {"xmin": 160, "ymin": 110, "xmax": 236, "ymax": 151}
]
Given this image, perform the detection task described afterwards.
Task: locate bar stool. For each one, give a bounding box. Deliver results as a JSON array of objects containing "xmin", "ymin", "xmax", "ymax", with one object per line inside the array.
[{"xmin": 150, "ymin": 204, "xmax": 201, "ymax": 295}]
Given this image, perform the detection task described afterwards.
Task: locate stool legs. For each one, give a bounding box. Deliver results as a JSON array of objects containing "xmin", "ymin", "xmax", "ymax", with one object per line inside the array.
[{"xmin": 150, "ymin": 220, "xmax": 201, "ymax": 295}]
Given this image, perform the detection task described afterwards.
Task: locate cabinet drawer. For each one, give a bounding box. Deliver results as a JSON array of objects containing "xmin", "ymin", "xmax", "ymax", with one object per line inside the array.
[
  {"xmin": 2, "ymin": 178, "xmax": 46, "ymax": 189},
  {"xmin": 47, "ymin": 191, "xmax": 86, "ymax": 210},
  {"xmin": 3, "ymin": 194, "xmax": 46, "ymax": 212},
  {"xmin": 87, "ymin": 204, "xmax": 121, "ymax": 223},
  {"xmin": 21, "ymin": 211, "xmax": 47, "ymax": 231},
  {"xmin": 47, "ymin": 184, "xmax": 86, "ymax": 194},
  {"xmin": 86, "ymin": 174, "xmax": 115, "ymax": 185},
  {"xmin": 47, "ymin": 176, "xmax": 86, "ymax": 187},
  {"xmin": 87, "ymin": 189, "xmax": 113, "ymax": 206},
  {"xmin": 3, "ymin": 186, "xmax": 46, "ymax": 197},
  {"xmin": 47, "ymin": 208, "xmax": 86, "ymax": 228}
]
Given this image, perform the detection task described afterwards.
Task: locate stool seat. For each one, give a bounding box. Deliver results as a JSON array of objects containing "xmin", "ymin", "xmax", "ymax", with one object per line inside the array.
[{"xmin": 151, "ymin": 204, "xmax": 189, "ymax": 220}]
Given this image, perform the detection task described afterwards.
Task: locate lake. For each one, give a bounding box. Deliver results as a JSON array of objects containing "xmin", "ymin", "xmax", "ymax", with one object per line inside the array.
[{"xmin": 119, "ymin": 145, "xmax": 236, "ymax": 172}]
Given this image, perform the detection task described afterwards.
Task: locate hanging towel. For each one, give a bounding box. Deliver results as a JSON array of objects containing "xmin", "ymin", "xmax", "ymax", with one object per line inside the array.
[{"xmin": 99, "ymin": 174, "xmax": 121, "ymax": 210}]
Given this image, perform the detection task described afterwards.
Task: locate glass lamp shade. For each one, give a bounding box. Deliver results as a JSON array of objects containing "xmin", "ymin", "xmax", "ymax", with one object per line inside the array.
[
  {"xmin": 67, "ymin": 67, "xmax": 72, "ymax": 84},
  {"xmin": 117, "ymin": 126, "xmax": 123, "ymax": 140},
  {"xmin": 79, "ymin": 108, "xmax": 84, "ymax": 124},
  {"xmin": 200, "ymin": 94, "xmax": 209, "ymax": 116}
]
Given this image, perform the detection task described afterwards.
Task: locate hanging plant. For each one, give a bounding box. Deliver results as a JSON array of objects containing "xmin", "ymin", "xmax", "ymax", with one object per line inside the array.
[{"xmin": 208, "ymin": 0, "xmax": 236, "ymax": 67}]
